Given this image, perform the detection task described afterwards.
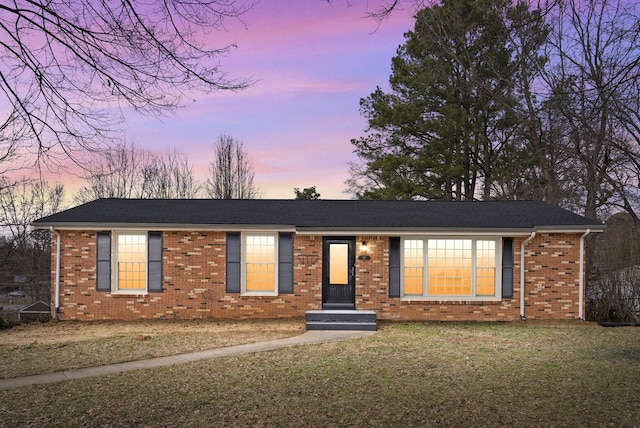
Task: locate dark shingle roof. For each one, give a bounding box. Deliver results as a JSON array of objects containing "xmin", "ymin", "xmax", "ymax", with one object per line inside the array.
[{"xmin": 32, "ymin": 199, "xmax": 603, "ymax": 232}]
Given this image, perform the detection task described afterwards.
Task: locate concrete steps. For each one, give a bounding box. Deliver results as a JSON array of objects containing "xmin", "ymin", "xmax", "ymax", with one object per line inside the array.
[{"xmin": 305, "ymin": 310, "xmax": 377, "ymax": 331}]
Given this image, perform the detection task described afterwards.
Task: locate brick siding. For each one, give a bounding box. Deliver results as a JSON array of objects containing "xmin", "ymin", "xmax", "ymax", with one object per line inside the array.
[{"xmin": 51, "ymin": 231, "xmax": 583, "ymax": 321}]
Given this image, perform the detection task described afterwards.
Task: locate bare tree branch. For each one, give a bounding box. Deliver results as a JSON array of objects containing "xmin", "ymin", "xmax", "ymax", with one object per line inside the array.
[
  {"xmin": 0, "ymin": 177, "xmax": 64, "ymax": 302},
  {"xmin": 0, "ymin": 0, "xmax": 256, "ymax": 170},
  {"xmin": 74, "ymin": 141, "xmax": 201, "ymax": 202},
  {"xmin": 205, "ymin": 133, "xmax": 258, "ymax": 199}
]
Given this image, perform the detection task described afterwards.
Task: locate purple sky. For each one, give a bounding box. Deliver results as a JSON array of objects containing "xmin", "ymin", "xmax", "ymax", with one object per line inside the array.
[{"xmin": 124, "ymin": 1, "xmax": 416, "ymax": 199}]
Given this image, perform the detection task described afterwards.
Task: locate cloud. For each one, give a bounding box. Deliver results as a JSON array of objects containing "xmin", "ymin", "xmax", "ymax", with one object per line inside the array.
[{"xmin": 126, "ymin": 0, "xmax": 416, "ymax": 199}]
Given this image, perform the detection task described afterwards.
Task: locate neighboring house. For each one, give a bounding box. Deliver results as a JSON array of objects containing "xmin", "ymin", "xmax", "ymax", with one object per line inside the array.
[{"xmin": 33, "ymin": 199, "xmax": 603, "ymax": 326}]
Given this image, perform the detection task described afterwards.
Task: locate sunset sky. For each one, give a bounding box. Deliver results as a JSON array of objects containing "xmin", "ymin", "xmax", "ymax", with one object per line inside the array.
[{"xmin": 121, "ymin": 1, "xmax": 416, "ymax": 199}]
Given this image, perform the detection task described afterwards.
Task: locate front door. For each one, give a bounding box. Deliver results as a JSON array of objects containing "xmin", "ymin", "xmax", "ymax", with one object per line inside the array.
[{"xmin": 322, "ymin": 237, "xmax": 356, "ymax": 309}]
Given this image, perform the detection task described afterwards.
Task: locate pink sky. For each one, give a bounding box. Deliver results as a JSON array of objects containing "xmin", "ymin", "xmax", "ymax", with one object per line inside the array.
[{"xmin": 122, "ymin": 1, "xmax": 416, "ymax": 199}]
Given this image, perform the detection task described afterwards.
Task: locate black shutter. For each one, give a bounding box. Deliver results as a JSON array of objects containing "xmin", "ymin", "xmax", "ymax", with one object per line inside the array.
[
  {"xmin": 96, "ymin": 232, "xmax": 111, "ymax": 291},
  {"xmin": 278, "ymin": 233, "xmax": 294, "ymax": 294},
  {"xmin": 502, "ymin": 238, "xmax": 514, "ymax": 298},
  {"xmin": 226, "ymin": 233, "xmax": 241, "ymax": 293},
  {"xmin": 389, "ymin": 237, "xmax": 401, "ymax": 298},
  {"xmin": 148, "ymin": 232, "xmax": 163, "ymax": 292}
]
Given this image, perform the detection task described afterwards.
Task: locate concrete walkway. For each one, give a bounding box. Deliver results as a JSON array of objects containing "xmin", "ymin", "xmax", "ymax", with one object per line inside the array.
[{"xmin": 0, "ymin": 330, "xmax": 375, "ymax": 390}]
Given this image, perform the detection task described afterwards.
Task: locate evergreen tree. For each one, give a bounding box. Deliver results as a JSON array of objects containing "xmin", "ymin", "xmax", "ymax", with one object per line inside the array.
[{"xmin": 348, "ymin": 0, "xmax": 542, "ymax": 201}]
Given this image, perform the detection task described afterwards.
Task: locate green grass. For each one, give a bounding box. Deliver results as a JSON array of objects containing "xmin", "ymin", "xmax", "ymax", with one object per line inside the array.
[{"xmin": 1, "ymin": 320, "xmax": 639, "ymax": 427}]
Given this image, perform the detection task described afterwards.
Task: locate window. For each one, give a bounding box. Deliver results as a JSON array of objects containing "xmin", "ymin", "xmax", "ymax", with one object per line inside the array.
[
  {"xmin": 476, "ymin": 240, "xmax": 496, "ymax": 296},
  {"xmin": 403, "ymin": 239, "xmax": 423, "ymax": 295},
  {"xmin": 427, "ymin": 239, "xmax": 472, "ymax": 295},
  {"xmin": 243, "ymin": 234, "xmax": 278, "ymax": 294},
  {"xmin": 225, "ymin": 232, "xmax": 293, "ymax": 295},
  {"xmin": 401, "ymin": 238, "xmax": 498, "ymax": 299},
  {"xmin": 96, "ymin": 231, "xmax": 163, "ymax": 293},
  {"xmin": 115, "ymin": 233, "xmax": 147, "ymax": 291},
  {"xmin": 329, "ymin": 243, "xmax": 349, "ymax": 284}
]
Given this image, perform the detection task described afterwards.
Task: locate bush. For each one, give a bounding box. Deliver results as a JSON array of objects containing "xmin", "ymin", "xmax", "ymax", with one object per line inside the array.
[
  {"xmin": 587, "ymin": 267, "xmax": 640, "ymax": 323},
  {"xmin": 0, "ymin": 316, "xmax": 17, "ymax": 330}
]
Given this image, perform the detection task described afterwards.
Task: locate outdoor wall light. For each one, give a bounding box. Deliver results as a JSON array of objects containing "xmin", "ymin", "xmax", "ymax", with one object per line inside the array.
[{"xmin": 358, "ymin": 241, "xmax": 371, "ymax": 261}]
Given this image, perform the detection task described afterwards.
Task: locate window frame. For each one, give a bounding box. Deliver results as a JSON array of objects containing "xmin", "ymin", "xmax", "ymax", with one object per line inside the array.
[
  {"xmin": 112, "ymin": 231, "xmax": 148, "ymax": 294},
  {"xmin": 241, "ymin": 232, "xmax": 279, "ymax": 296},
  {"xmin": 400, "ymin": 236, "xmax": 501, "ymax": 301}
]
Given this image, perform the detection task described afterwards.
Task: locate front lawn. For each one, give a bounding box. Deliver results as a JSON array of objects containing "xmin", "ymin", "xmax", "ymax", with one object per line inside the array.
[
  {"xmin": 0, "ymin": 318, "xmax": 305, "ymax": 378},
  {"xmin": 1, "ymin": 320, "xmax": 638, "ymax": 427}
]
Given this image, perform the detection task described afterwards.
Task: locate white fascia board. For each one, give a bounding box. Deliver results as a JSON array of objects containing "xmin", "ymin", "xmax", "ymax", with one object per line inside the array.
[
  {"xmin": 35, "ymin": 224, "xmax": 602, "ymax": 235},
  {"xmin": 295, "ymin": 228, "xmax": 536, "ymax": 236},
  {"xmin": 533, "ymin": 226, "xmax": 605, "ymax": 233},
  {"xmin": 33, "ymin": 223, "xmax": 297, "ymax": 233},
  {"xmin": 296, "ymin": 226, "xmax": 603, "ymax": 236}
]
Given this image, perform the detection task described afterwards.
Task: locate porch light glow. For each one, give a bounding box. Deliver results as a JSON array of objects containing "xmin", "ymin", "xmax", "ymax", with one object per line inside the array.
[{"xmin": 358, "ymin": 241, "xmax": 371, "ymax": 260}]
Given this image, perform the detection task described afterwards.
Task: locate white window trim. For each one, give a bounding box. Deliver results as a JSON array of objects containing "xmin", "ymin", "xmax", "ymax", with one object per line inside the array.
[
  {"xmin": 111, "ymin": 231, "xmax": 149, "ymax": 295},
  {"xmin": 400, "ymin": 236, "xmax": 502, "ymax": 301},
  {"xmin": 241, "ymin": 232, "xmax": 279, "ymax": 296}
]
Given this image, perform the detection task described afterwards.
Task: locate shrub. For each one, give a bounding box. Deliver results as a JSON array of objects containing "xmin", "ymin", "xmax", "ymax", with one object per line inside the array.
[
  {"xmin": 0, "ymin": 316, "xmax": 17, "ymax": 330},
  {"xmin": 587, "ymin": 267, "xmax": 640, "ymax": 323}
]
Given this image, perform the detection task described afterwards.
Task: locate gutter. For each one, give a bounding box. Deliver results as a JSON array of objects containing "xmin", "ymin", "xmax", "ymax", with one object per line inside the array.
[
  {"xmin": 33, "ymin": 223, "xmax": 297, "ymax": 233},
  {"xmin": 579, "ymin": 229, "xmax": 591, "ymax": 320},
  {"xmin": 50, "ymin": 227, "xmax": 61, "ymax": 321},
  {"xmin": 34, "ymin": 223, "xmax": 605, "ymax": 235},
  {"xmin": 520, "ymin": 232, "xmax": 536, "ymax": 320}
]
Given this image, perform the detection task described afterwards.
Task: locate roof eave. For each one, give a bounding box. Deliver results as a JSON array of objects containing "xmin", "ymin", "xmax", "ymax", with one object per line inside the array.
[
  {"xmin": 534, "ymin": 225, "xmax": 605, "ymax": 233},
  {"xmin": 32, "ymin": 222, "xmax": 297, "ymax": 232},
  {"xmin": 34, "ymin": 223, "xmax": 604, "ymax": 234},
  {"xmin": 288, "ymin": 225, "xmax": 605, "ymax": 235}
]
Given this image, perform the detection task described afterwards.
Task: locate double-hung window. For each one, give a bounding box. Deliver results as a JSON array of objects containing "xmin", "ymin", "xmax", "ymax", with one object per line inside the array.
[
  {"xmin": 115, "ymin": 232, "xmax": 147, "ymax": 291},
  {"xmin": 243, "ymin": 233, "xmax": 278, "ymax": 294},
  {"xmin": 225, "ymin": 232, "xmax": 293, "ymax": 295},
  {"xmin": 401, "ymin": 238, "xmax": 499, "ymax": 299},
  {"xmin": 96, "ymin": 231, "xmax": 163, "ymax": 293}
]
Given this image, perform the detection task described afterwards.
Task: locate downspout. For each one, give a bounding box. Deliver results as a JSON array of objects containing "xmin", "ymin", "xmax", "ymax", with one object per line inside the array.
[
  {"xmin": 50, "ymin": 227, "xmax": 61, "ymax": 321},
  {"xmin": 579, "ymin": 229, "xmax": 591, "ymax": 321},
  {"xmin": 520, "ymin": 232, "xmax": 536, "ymax": 320}
]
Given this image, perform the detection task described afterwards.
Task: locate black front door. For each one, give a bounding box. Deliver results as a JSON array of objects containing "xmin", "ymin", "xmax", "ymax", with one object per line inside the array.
[{"xmin": 322, "ymin": 237, "xmax": 356, "ymax": 309}]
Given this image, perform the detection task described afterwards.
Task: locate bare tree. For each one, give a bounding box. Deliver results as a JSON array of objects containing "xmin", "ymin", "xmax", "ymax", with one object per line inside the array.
[
  {"xmin": 75, "ymin": 141, "xmax": 201, "ymax": 203},
  {"xmin": 0, "ymin": 0, "xmax": 255, "ymax": 170},
  {"xmin": 324, "ymin": 0, "xmax": 428, "ymax": 21},
  {"xmin": 74, "ymin": 141, "xmax": 143, "ymax": 202},
  {"xmin": 0, "ymin": 178, "xmax": 65, "ymax": 302},
  {"xmin": 139, "ymin": 149, "xmax": 201, "ymax": 199},
  {"xmin": 544, "ymin": 0, "xmax": 640, "ymax": 220},
  {"xmin": 588, "ymin": 212, "xmax": 640, "ymax": 322},
  {"xmin": 0, "ymin": 109, "xmax": 28, "ymax": 174},
  {"xmin": 205, "ymin": 134, "xmax": 258, "ymax": 199}
]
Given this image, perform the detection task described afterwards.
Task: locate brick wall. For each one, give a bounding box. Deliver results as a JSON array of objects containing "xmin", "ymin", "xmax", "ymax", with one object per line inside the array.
[
  {"xmin": 51, "ymin": 231, "xmax": 583, "ymax": 321},
  {"xmin": 353, "ymin": 233, "xmax": 582, "ymax": 321},
  {"xmin": 517, "ymin": 233, "xmax": 582, "ymax": 320}
]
